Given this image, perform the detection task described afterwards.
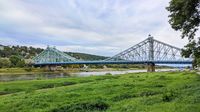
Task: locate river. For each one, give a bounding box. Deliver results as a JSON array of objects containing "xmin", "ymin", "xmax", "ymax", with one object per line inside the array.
[{"xmin": 0, "ymin": 69, "xmax": 179, "ymax": 81}]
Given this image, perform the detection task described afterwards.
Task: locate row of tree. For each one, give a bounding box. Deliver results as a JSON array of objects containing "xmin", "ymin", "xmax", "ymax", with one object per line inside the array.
[
  {"xmin": 66, "ymin": 52, "xmax": 107, "ymax": 60},
  {"xmin": 0, "ymin": 45, "xmax": 43, "ymax": 59},
  {"xmin": 0, "ymin": 55, "xmax": 26, "ymax": 68}
]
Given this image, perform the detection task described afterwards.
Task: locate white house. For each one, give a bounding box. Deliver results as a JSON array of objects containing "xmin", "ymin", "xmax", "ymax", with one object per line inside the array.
[{"xmin": 0, "ymin": 45, "xmax": 4, "ymax": 50}]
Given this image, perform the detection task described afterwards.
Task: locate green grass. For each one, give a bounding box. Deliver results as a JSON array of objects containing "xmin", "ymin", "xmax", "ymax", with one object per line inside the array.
[{"xmin": 0, "ymin": 72, "xmax": 200, "ymax": 112}]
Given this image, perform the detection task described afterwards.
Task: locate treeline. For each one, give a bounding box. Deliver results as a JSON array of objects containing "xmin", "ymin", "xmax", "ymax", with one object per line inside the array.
[
  {"xmin": 0, "ymin": 45, "xmax": 43, "ymax": 68},
  {"xmin": 66, "ymin": 52, "xmax": 108, "ymax": 60},
  {"xmin": 0, "ymin": 45, "xmax": 43, "ymax": 59},
  {"xmin": 0, "ymin": 56, "xmax": 26, "ymax": 68}
]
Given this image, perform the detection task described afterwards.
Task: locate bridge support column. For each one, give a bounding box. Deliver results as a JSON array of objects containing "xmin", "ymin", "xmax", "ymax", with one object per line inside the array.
[
  {"xmin": 44, "ymin": 65, "xmax": 57, "ymax": 71},
  {"xmin": 147, "ymin": 63, "xmax": 155, "ymax": 72}
]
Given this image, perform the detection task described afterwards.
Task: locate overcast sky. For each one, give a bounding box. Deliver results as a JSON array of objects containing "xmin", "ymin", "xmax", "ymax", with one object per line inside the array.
[{"xmin": 0, "ymin": 0, "xmax": 196, "ymax": 56}]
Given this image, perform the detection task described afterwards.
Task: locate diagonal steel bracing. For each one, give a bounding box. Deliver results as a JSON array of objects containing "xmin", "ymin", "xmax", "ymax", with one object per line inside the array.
[
  {"xmin": 33, "ymin": 46, "xmax": 78, "ymax": 64},
  {"xmin": 106, "ymin": 36, "xmax": 192, "ymax": 62}
]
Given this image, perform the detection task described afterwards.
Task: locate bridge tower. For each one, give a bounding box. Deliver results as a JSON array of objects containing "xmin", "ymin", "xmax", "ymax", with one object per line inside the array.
[
  {"xmin": 32, "ymin": 46, "xmax": 78, "ymax": 71},
  {"xmin": 147, "ymin": 35, "xmax": 155, "ymax": 72}
]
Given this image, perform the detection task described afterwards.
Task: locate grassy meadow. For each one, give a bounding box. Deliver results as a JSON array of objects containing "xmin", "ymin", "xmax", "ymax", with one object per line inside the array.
[{"xmin": 0, "ymin": 72, "xmax": 200, "ymax": 112}]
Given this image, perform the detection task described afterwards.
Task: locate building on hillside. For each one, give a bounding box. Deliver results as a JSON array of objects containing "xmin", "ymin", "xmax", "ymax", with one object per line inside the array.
[
  {"xmin": 0, "ymin": 45, "xmax": 4, "ymax": 50},
  {"xmin": 25, "ymin": 59, "xmax": 33, "ymax": 64}
]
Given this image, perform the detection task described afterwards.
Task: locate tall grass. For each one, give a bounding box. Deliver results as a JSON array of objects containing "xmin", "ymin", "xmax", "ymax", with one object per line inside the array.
[{"xmin": 0, "ymin": 72, "xmax": 200, "ymax": 112}]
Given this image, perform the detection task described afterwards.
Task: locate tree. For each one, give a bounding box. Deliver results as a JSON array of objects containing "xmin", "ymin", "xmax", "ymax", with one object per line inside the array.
[
  {"xmin": 16, "ymin": 60, "xmax": 26, "ymax": 67},
  {"xmin": 166, "ymin": 0, "xmax": 200, "ymax": 39},
  {"xmin": 167, "ymin": 0, "xmax": 200, "ymax": 67},
  {"xmin": 181, "ymin": 40, "xmax": 200, "ymax": 67},
  {"xmin": 9, "ymin": 55, "xmax": 21, "ymax": 67},
  {"xmin": 0, "ymin": 58, "xmax": 11, "ymax": 68},
  {"xmin": 9, "ymin": 55, "xmax": 25, "ymax": 67}
]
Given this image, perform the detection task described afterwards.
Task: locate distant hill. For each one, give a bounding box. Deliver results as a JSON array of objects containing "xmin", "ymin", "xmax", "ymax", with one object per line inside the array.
[
  {"xmin": 0, "ymin": 45, "xmax": 108, "ymax": 60},
  {"xmin": 0, "ymin": 45, "xmax": 43, "ymax": 59},
  {"xmin": 66, "ymin": 52, "xmax": 108, "ymax": 61}
]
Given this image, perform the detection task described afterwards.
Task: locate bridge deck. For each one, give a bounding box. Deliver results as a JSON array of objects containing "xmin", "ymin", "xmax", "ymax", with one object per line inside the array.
[{"xmin": 33, "ymin": 60, "xmax": 192, "ymax": 66}]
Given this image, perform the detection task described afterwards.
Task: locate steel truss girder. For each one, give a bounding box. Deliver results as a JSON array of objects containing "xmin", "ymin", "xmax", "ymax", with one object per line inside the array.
[
  {"xmin": 33, "ymin": 46, "xmax": 78, "ymax": 64},
  {"xmin": 106, "ymin": 37, "xmax": 192, "ymax": 62}
]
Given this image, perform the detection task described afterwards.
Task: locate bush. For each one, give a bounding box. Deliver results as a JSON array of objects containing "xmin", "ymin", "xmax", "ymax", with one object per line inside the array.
[
  {"xmin": 111, "ymin": 93, "xmax": 135, "ymax": 101},
  {"xmin": 158, "ymin": 75, "xmax": 166, "ymax": 80},
  {"xmin": 36, "ymin": 84, "xmax": 55, "ymax": 89},
  {"xmin": 62, "ymin": 82, "xmax": 76, "ymax": 86},
  {"xmin": 162, "ymin": 90, "xmax": 178, "ymax": 102},
  {"xmin": 139, "ymin": 90, "xmax": 160, "ymax": 97},
  {"xmin": 105, "ymin": 73, "xmax": 112, "ymax": 76},
  {"xmin": 0, "ymin": 91, "xmax": 11, "ymax": 95},
  {"xmin": 25, "ymin": 67, "xmax": 32, "ymax": 72},
  {"xmin": 3, "ymin": 88, "xmax": 23, "ymax": 94},
  {"xmin": 9, "ymin": 55, "xmax": 26, "ymax": 67},
  {"xmin": 0, "ymin": 58, "xmax": 11, "ymax": 68},
  {"xmin": 51, "ymin": 100, "xmax": 109, "ymax": 112}
]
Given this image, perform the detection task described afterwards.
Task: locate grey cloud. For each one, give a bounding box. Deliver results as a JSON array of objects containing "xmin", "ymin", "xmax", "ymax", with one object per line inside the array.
[{"xmin": 0, "ymin": 0, "xmax": 198, "ymax": 56}]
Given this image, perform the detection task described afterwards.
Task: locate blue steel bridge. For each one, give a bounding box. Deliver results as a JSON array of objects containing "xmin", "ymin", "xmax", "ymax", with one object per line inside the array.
[{"xmin": 32, "ymin": 36, "xmax": 193, "ymax": 72}]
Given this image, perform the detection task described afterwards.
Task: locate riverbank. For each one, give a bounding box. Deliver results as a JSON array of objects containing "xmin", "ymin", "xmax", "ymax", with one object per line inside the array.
[
  {"xmin": 0, "ymin": 71, "xmax": 200, "ymax": 112},
  {"xmin": 0, "ymin": 67, "xmax": 81, "ymax": 75},
  {"xmin": 0, "ymin": 67, "xmax": 144, "ymax": 75},
  {"xmin": 0, "ymin": 68, "xmax": 180, "ymax": 81}
]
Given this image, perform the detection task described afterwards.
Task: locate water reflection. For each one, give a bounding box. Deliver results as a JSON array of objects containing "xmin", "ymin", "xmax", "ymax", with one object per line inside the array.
[
  {"xmin": 0, "ymin": 73, "xmax": 71, "ymax": 81},
  {"xmin": 0, "ymin": 69, "xmax": 178, "ymax": 81}
]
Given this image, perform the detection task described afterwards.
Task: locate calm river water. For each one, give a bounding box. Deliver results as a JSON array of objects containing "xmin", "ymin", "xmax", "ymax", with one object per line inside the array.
[{"xmin": 0, "ymin": 69, "xmax": 178, "ymax": 81}]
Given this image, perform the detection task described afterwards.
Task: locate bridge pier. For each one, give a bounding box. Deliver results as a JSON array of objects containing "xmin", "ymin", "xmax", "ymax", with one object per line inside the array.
[
  {"xmin": 147, "ymin": 63, "xmax": 155, "ymax": 72},
  {"xmin": 44, "ymin": 65, "xmax": 57, "ymax": 71}
]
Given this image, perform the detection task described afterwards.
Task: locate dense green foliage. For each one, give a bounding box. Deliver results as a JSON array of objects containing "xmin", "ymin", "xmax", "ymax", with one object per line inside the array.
[
  {"xmin": 167, "ymin": 0, "xmax": 200, "ymax": 39},
  {"xmin": 66, "ymin": 52, "xmax": 107, "ymax": 61},
  {"xmin": 167, "ymin": 0, "xmax": 200, "ymax": 67},
  {"xmin": 0, "ymin": 56, "xmax": 26, "ymax": 68},
  {"xmin": 181, "ymin": 40, "xmax": 200, "ymax": 67},
  {"xmin": 0, "ymin": 72, "xmax": 200, "ymax": 112},
  {"xmin": 0, "ymin": 58, "xmax": 11, "ymax": 68},
  {"xmin": 0, "ymin": 45, "xmax": 43, "ymax": 59},
  {"xmin": 9, "ymin": 55, "xmax": 25, "ymax": 67},
  {"xmin": 0, "ymin": 45, "xmax": 42, "ymax": 68}
]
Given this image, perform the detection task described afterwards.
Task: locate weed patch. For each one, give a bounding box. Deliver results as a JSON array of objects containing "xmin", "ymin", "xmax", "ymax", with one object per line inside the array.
[
  {"xmin": 51, "ymin": 100, "xmax": 109, "ymax": 112},
  {"xmin": 36, "ymin": 83, "xmax": 55, "ymax": 89},
  {"xmin": 62, "ymin": 82, "xmax": 76, "ymax": 86},
  {"xmin": 154, "ymin": 84, "xmax": 165, "ymax": 88},
  {"xmin": 139, "ymin": 90, "xmax": 160, "ymax": 97},
  {"xmin": 2, "ymin": 88, "xmax": 23, "ymax": 94},
  {"xmin": 95, "ymin": 76, "xmax": 119, "ymax": 81},
  {"xmin": 162, "ymin": 90, "xmax": 178, "ymax": 102},
  {"xmin": 142, "ymin": 96, "xmax": 162, "ymax": 105},
  {"xmin": 79, "ymin": 80, "xmax": 93, "ymax": 83},
  {"xmin": 122, "ymin": 83, "xmax": 135, "ymax": 88},
  {"xmin": 158, "ymin": 75, "xmax": 167, "ymax": 80},
  {"xmin": 0, "ymin": 91, "xmax": 10, "ymax": 95},
  {"xmin": 111, "ymin": 93, "xmax": 136, "ymax": 101}
]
